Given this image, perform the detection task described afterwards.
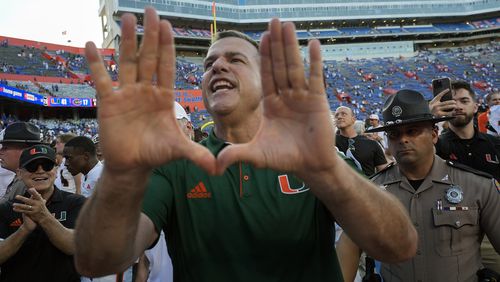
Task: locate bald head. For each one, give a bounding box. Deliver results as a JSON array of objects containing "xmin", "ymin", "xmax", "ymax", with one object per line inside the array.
[{"xmin": 334, "ymin": 106, "xmax": 356, "ymax": 130}]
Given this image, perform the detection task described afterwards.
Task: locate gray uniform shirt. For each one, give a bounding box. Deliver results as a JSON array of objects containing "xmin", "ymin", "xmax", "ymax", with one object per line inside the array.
[
  {"xmin": 371, "ymin": 156, "xmax": 500, "ymax": 282},
  {"xmin": 0, "ymin": 177, "xmax": 27, "ymax": 203}
]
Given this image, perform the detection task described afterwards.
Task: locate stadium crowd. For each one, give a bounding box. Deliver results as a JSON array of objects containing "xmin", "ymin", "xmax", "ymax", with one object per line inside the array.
[{"xmin": 0, "ymin": 7, "xmax": 499, "ymax": 282}]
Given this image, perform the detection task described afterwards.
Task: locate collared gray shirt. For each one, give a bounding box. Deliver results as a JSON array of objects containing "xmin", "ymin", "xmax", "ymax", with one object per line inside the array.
[{"xmin": 371, "ymin": 156, "xmax": 500, "ymax": 282}]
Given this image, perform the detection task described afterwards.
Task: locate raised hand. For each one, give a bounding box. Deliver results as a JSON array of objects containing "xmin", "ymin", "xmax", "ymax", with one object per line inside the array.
[
  {"xmin": 429, "ymin": 89, "xmax": 456, "ymax": 117},
  {"xmin": 13, "ymin": 188, "xmax": 50, "ymax": 224},
  {"xmin": 216, "ymin": 19, "xmax": 338, "ymax": 178},
  {"xmin": 85, "ymin": 7, "xmax": 216, "ymax": 174}
]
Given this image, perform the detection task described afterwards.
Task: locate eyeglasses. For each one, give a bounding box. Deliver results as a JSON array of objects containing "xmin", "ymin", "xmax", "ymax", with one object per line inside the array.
[
  {"xmin": 348, "ymin": 138, "xmax": 355, "ymax": 151},
  {"xmin": 23, "ymin": 161, "xmax": 55, "ymax": 173}
]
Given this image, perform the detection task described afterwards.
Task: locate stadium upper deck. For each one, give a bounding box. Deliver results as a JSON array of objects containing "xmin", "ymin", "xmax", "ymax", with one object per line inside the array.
[
  {"xmin": 113, "ymin": 0, "xmax": 498, "ymax": 22},
  {"xmin": 98, "ymin": 0, "xmax": 500, "ymax": 52}
]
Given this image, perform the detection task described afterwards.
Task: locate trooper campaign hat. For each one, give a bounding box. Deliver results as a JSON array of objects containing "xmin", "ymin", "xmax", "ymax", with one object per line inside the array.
[
  {"xmin": 365, "ymin": 89, "xmax": 454, "ymax": 133},
  {"xmin": 0, "ymin": 122, "xmax": 42, "ymax": 144}
]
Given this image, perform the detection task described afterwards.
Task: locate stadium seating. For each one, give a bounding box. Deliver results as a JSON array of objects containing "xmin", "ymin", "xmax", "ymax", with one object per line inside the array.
[
  {"xmin": 324, "ymin": 42, "xmax": 499, "ymax": 120},
  {"xmin": 0, "ymin": 45, "xmax": 63, "ymax": 77},
  {"xmin": 1, "ymin": 36, "xmax": 498, "ymax": 125}
]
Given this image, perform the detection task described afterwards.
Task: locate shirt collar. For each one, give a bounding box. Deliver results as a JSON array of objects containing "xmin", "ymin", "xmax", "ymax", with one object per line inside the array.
[
  {"xmin": 47, "ymin": 186, "xmax": 63, "ymax": 204},
  {"xmin": 381, "ymin": 155, "xmax": 452, "ymax": 193},
  {"xmin": 445, "ymin": 126, "xmax": 488, "ymax": 141},
  {"xmin": 202, "ymin": 129, "xmax": 231, "ymax": 156},
  {"xmin": 85, "ymin": 161, "xmax": 103, "ymax": 179}
]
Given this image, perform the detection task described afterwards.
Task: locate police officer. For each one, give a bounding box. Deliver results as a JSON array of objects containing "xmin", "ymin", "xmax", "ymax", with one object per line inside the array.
[
  {"xmin": 339, "ymin": 89, "xmax": 500, "ymax": 282},
  {"xmin": 0, "ymin": 122, "xmax": 43, "ymax": 202},
  {"xmin": 430, "ymin": 80, "xmax": 500, "ymax": 273}
]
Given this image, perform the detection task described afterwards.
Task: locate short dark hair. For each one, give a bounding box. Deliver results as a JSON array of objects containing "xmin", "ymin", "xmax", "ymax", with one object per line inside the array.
[
  {"xmin": 213, "ymin": 30, "xmax": 259, "ymax": 50},
  {"xmin": 452, "ymin": 80, "xmax": 476, "ymax": 101},
  {"xmin": 58, "ymin": 133, "xmax": 76, "ymax": 144},
  {"xmin": 65, "ymin": 136, "xmax": 96, "ymax": 155}
]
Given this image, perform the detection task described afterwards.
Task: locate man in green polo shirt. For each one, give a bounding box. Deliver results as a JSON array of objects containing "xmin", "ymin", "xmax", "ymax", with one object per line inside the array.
[{"xmin": 74, "ymin": 7, "xmax": 417, "ymax": 282}]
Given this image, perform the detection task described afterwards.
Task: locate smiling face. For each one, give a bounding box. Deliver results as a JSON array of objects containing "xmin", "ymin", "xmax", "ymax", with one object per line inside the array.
[
  {"xmin": 19, "ymin": 159, "xmax": 56, "ymax": 194},
  {"xmin": 201, "ymin": 36, "xmax": 262, "ymax": 119}
]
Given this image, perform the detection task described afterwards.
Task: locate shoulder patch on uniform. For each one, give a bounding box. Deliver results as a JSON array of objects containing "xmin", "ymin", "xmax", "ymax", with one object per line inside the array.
[
  {"xmin": 494, "ymin": 179, "xmax": 500, "ymax": 194},
  {"xmin": 445, "ymin": 160, "xmax": 495, "ymax": 179},
  {"xmin": 370, "ymin": 162, "xmax": 396, "ymax": 180}
]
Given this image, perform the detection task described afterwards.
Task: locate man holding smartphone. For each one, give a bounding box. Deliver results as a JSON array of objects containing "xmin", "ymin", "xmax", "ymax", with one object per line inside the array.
[
  {"xmin": 430, "ymin": 80, "xmax": 500, "ymax": 181},
  {"xmin": 430, "ymin": 80, "xmax": 500, "ymax": 274}
]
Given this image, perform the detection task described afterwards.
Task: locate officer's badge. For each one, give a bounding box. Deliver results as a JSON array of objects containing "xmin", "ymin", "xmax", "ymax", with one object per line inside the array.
[
  {"xmin": 445, "ymin": 185, "xmax": 463, "ymax": 204},
  {"xmin": 392, "ymin": 106, "xmax": 402, "ymax": 117}
]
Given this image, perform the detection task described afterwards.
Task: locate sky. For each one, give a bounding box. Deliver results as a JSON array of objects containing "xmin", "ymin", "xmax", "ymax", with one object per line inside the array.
[{"xmin": 0, "ymin": 0, "xmax": 103, "ymax": 48}]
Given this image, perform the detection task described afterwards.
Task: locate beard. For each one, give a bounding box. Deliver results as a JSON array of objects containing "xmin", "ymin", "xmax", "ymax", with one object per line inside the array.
[{"xmin": 450, "ymin": 112, "xmax": 474, "ymax": 127}]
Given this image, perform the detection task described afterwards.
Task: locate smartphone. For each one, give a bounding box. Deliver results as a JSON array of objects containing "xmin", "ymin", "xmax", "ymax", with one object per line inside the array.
[{"xmin": 432, "ymin": 78, "xmax": 452, "ymax": 102}]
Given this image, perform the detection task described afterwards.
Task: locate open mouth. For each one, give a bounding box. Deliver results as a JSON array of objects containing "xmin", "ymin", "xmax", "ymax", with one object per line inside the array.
[
  {"xmin": 211, "ymin": 79, "xmax": 235, "ymax": 93},
  {"xmin": 32, "ymin": 177, "xmax": 49, "ymax": 182}
]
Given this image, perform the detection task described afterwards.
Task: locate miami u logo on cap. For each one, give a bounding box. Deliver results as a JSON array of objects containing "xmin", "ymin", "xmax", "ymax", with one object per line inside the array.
[{"xmin": 29, "ymin": 147, "xmax": 48, "ymax": 155}]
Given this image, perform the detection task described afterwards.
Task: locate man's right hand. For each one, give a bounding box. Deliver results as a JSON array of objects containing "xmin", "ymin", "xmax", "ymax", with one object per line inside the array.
[
  {"xmin": 429, "ymin": 89, "xmax": 456, "ymax": 117},
  {"xmin": 85, "ymin": 7, "xmax": 216, "ymax": 175},
  {"xmin": 21, "ymin": 213, "xmax": 36, "ymax": 233}
]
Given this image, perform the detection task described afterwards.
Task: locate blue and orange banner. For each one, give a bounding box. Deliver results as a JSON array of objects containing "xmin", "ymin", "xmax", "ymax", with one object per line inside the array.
[
  {"xmin": 1, "ymin": 83, "xmax": 204, "ymax": 109},
  {"xmin": 175, "ymin": 89, "xmax": 205, "ymax": 110}
]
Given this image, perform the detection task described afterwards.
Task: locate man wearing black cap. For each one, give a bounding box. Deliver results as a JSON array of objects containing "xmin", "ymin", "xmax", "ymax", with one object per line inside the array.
[
  {"xmin": 339, "ymin": 89, "xmax": 500, "ymax": 281},
  {"xmin": 0, "ymin": 145, "xmax": 86, "ymax": 281},
  {"xmin": 0, "ymin": 122, "xmax": 43, "ymax": 202}
]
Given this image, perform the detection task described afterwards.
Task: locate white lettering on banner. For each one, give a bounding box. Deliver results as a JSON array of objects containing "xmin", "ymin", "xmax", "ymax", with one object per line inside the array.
[
  {"xmin": 24, "ymin": 93, "xmax": 35, "ymax": 101},
  {"xmin": 3, "ymin": 88, "xmax": 22, "ymax": 98}
]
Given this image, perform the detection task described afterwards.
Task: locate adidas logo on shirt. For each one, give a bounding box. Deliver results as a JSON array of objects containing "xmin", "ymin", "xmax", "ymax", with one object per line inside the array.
[
  {"xmin": 187, "ymin": 181, "xmax": 211, "ymax": 199},
  {"xmin": 9, "ymin": 218, "xmax": 22, "ymax": 227}
]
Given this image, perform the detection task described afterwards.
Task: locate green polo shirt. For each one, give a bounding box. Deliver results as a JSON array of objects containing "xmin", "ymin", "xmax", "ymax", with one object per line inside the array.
[{"xmin": 142, "ymin": 131, "xmax": 345, "ymax": 282}]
